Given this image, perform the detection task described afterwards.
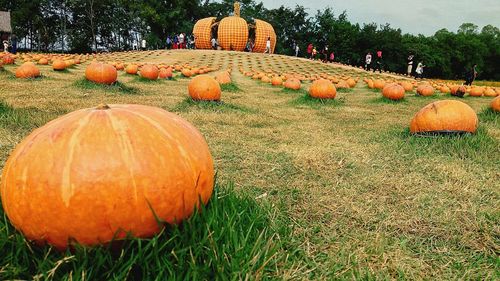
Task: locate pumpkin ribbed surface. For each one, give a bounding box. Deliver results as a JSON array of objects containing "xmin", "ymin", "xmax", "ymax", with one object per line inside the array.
[
  {"xmin": 218, "ymin": 16, "xmax": 248, "ymax": 51},
  {"xmin": 0, "ymin": 104, "xmax": 215, "ymax": 249},
  {"xmin": 253, "ymin": 19, "xmax": 276, "ymax": 53},
  {"xmin": 194, "ymin": 17, "xmax": 216, "ymax": 50}
]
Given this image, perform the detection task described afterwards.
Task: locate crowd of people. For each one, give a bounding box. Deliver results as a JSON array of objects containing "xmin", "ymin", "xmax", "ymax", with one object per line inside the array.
[
  {"xmin": 2, "ymin": 34, "xmax": 17, "ymax": 54},
  {"xmin": 165, "ymin": 33, "xmax": 196, "ymax": 50}
]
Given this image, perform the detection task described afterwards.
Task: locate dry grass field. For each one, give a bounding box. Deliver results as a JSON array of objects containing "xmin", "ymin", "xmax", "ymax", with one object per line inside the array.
[{"xmin": 0, "ymin": 49, "xmax": 498, "ymax": 280}]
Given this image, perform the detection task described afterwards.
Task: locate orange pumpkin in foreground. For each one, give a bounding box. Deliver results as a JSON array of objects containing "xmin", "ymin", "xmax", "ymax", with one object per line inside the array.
[
  {"xmin": 188, "ymin": 75, "xmax": 221, "ymax": 101},
  {"xmin": 85, "ymin": 62, "xmax": 117, "ymax": 85},
  {"xmin": 15, "ymin": 62, "xmax": 41, "ymax": 79},
  {"xmin": 491, "ymin": 96, "xmax": 500, "ymax": 112},
  {"xmin": 0, "ymin": 104, "xmax": 215, "ymax": 249},
  {"xmin": 140, "ymin": 65, "xmax": 159, "ymax": 80},
  {"xmin": 382, "ymin": 83, "xmax": 405, "ymax": 100},
  {"xmin": 410, "ymin": 100, "xmax": 478, "ymax": 134},
  {"xmin": 309, "ymin": 79, "xmax": 336, "ymax": 99}
]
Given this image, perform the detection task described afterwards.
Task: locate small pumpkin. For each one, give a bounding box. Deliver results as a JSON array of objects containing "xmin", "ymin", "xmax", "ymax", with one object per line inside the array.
[
  {"xmin": 483, "ymin": 88, "xmax": 497, "ymax": 97},
  {"xmin": 85, "ymin": 62, "xmax": 117, "ymax": 85},
  {"xmin": 410, "ymin": 100, "xmax": 478, "ymax": 134},
  {"xmin": 400, "ymin": 81, "xmax": 413, "ymax": 92},
  {"xmin": 188, "ymin": 75, "xmax": 221, "ymax": 101},
  {"xmin": 159, "ymin": 67, "xmax": 173, "ymax": 79},
  {"xmin": 271, "ymin": 76, "xmax": 283, "ymax": 86},
  {"xmin": 382, "ymin": 83, "xmax": 405, "ymax": 100},
  {"xmin": 125, "ymin": 64, "xmax": 138, "ymax": 75},
  {"xmin": 451, "ymin": 85, "xmax": 466, "ymax": 97},
  {"xmin": 309, "ymin": 79, "xmax": 336, "ymax": 99},
  {"xmin": 284, "ymin": 78, "xmax": 301, "ymax": 90},
  {"xmin": 373, "ymin": 80, "xmax": 385, "ymax": 89},
  {"xmin": 215, "ymin": 72, "xmax": 231, "ymax": 84},
  {"xmin": 416, "ymin": 84, "xmax": 435, "ymax": 96},
  {"xmin": 469, "ymin": 87, "xmax": 484, "ymax": 97},
  {"xmin": 38, "ymin": 58, "xmax": 49, "ymax": 65},
  {"xmin": 0, "ymin": 104, "xmax": 214, "ymax": 249},
  {"xmin": 491, "ymin": 96, "xmax": 500, "ymax": 112},
  {"xmin": 52, "ymin": 60, "xmax": 67, "ymax": 71},
  {"xmin": 140, "ymin": 65, "xmax": 159, "ymax": 80}
]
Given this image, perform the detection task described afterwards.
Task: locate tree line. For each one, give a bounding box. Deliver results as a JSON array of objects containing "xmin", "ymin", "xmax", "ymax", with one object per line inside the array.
[{"xmin": 1, "ymin": 0, "xmax": 499, "ymax": 80}]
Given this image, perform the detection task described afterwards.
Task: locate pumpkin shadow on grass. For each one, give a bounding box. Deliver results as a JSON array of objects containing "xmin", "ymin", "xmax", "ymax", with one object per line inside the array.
[
  {"xmin": 73, "ymin": 78, "xmax": 139, "ymax": 95},
  {"xmin": 385, "ymin": 126, "xmax": 498, "ymax": 162},
  {"xmin": 172, "ymin": 98, "xmax": 257, "ymax": 114},
  {"xmin": 290, "ymin": 94, "xmax": 345, "ymax": 109}
]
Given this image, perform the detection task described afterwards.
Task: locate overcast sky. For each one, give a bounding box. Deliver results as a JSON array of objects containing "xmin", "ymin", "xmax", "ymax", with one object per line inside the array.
[{"xmin": 259, "ymin": 0, "xmax": 500, "ymax": 35}]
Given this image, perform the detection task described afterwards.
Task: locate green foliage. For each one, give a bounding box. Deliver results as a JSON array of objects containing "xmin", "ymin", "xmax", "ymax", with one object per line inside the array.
[{"xmin": 1, "ymin": 1, "xmax": 499, "ymax": 80}]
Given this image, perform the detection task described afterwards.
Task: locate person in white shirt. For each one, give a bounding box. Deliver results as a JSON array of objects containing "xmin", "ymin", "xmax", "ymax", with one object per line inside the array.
[
  {"xmin": 211, "ymin": 37, "xmax": 217, "ymax": 50},
  {"xmin": 407, "ymin": 54, "xmax": 414, "ymax": 76},
  {"xmin": 415, "ymin": 62, "xmax": 425, "ymax": 79},
  {"xmin": 3, "ymin": 40, "xmax": 9, "ymax": 53},
  {"xmin": 264, "ymin": 37, "xmax": 271, "ymax": 54},
  {"xmin": 141, "ymin": 39, "xmax": 146, "ymax": 51},
  {"xmin": 295, "ymin": 44, "xmax": 300, "ymax": 57},
  {"xmin": 365, "ymin": 52, "xmax": 372, "ymax": 71},
  {"xmin": 178, "ymin": 33, "xmax": 185, "ymax": 49}
]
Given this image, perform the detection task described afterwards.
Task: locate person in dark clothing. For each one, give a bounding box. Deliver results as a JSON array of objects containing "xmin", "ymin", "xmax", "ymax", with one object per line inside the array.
[
  {"xmin": 10, "ymin": 34, "xmax": 17, "ymax": 54},
  {"xmin": 464, "ymin": 64, "xmax": 478, "ymax": 86},
  {"xmin": 373, "ymin": 50, "xmax": 383, "ymax": 72}
]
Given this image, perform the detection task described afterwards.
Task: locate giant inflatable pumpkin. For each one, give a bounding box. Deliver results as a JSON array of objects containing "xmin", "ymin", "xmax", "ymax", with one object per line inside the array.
[{"xmin": 0, "ymin": 104, "xmax": 215, "ymax": 249}]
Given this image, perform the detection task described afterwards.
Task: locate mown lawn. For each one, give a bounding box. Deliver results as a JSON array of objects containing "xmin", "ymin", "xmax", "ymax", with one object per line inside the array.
[{"xmin": 0, "ymin": 50, "xmax": 498, "ymax": 280}]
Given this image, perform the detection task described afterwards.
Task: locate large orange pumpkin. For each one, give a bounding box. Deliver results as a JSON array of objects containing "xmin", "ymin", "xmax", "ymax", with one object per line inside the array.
[
  {"xmin": 0, "ymin": 104, "xmax": 214, "ymax": 250},
  {"xmin": 382, "ymin": 83, "xmax": 405, "ymax": 100},
  {"xmin": 188, "ymin": 75, "xmax": 221, "ymax": 101},
  {"xmin": 15, "ymin": 62, "xmax": 41, "ymax": 79},
  {"xmin": 85, "ymin": 62, "xmax": 117, "ymax": 85},
  {"xmin": 410, "ymin": 100, "xmax": 478, "ymax": 134},
  {"xmin": 309, "ymin": 79, "xmax": 336, "ymax": 99},
  {"xmin": 159, "ymin": 67, "xmax": 173, "ymax": 79},
  {"xmin": 469, "ymin": 87, "xmax": 484, "ymax": 97},
  {"xmin": 491, "ymin": 96, "xmax": 500, "ymax": 112},
  {"xmin": 140, "ymin": 65, "xmax": 159, "ymax": 80},
  {"xmin": 483, "ymin": 88, "xmax": 497, "ymax": 97}
]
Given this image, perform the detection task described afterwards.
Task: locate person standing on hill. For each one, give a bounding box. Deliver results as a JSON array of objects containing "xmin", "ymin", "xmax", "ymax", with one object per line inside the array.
[
  {"xmin": 415, "ymin": 61, "xmax": 425, "ymax": 79},
  {"xmin": 407, "ymin": 54, "xmax": 414, "ymax": 76},
  {"xmin": 10, "ymin": 34, "xmax": 17, "ymax": 54},
  {"xmin": 166, "ymin": 36, "xmax": 172, "ymax": 49},
  {"xmin": 307, "ymin": 43, "xmax": 313, "ymax": 59},
  {"xmin": 141, "ymin": 39, "xmax": 146, "ymax": 51},
  {"xmin": 374, "ymin": 50, "xmax": 383, "ymax": 72},
  {"xmin": 264, "ymin": 37, "xmax": 272, "ymax": 54},
  {"xmin": 295, "ymin": 44, "xmax": 300, "ymax": 57},
  {"xmin": 2, "ymin": 40, "xmax": 8, "ymax": 53},
  {"xmin": 464, "ymin": 64, "xmax": 478, "ymax": 86},
  {"xmin": 365, "ymin": 52, "xmax": 372, "ymax": 70},
  {"xmin": 312, "ymin": 47, "xmax": 318, "ymax": 60},
  {"xmin": 329, "ymin": 51, "xmax": 335, "ymax": 63}
]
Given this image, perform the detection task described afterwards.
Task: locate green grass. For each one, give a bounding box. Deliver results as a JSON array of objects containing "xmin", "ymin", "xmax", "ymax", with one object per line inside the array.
[
  {"xmin": 73, "ymin": 78, "xmax": 138, "ymax": 94},
  {"xmin": 478, "ymin": 107, "xmax": 499, "ymax": 124},
  {"xmin": 0, "ymin": 101, "xmax": 66, "ymax": 132},
  {"xmin": 220, "ymin": 82, "xmax": 242, "ymax": 93},
  {"xmin": 337, "ymin": 88, "xmax": 353, "ymax": 93},
  {"xmin": 281, "ymin": 87, "xmax": 308, "ymax": 95},
  {"xmin": 172, "ymin": 98, "xmax": 257, "ymax": 114},
  {"xmin": 0, "ymin": 183, "xmax": 293, "ymax": 280},
  {"xmin": 131, "ymin": 76, "xmax": 165, "ymax": 84},
  {"xmin": 290, "ymin": 94, "xmax": 345, "ymax": 109},
  {"xmin": 369, "ymin": 96, "xmax": 408, "ymax": 104}
]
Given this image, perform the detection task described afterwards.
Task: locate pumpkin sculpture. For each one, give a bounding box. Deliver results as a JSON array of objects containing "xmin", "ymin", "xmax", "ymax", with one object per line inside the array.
[
  {"xmin": 15, "ymin": 62, "xmax": 41, "ymax": 79},
  {"xmin": 188, "ymin": 75, "xmax": 221, "ymax": 101},
  {"xmin": 410, "ymin": 100, "xmax": 478, "ymax": 134},
  {"xmin": 309, "ymin": 79, "xmax": 336, "ymax": 99},
  {"xmin": 382, "ymin": 83, "xmax": 405, "ymax": 100},
  {"xmin": 491, "ymin": 96, "xmax": 500, "ymax": 112},
  {"xmin": 0, "ymin": 104, "xmax": 215, "ymax": 249},
  {"xmin": 140, "ymin": 65, "xmax": 159, "ymax": 80},
  {"xmin": 85, "ymin": 62, "xmax": 117, "ymax": 85}
]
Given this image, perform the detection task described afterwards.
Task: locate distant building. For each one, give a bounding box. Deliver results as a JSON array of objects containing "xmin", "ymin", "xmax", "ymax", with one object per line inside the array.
[{"xmin": 0, "ymin": 11, "xmax": 12, "ymax": 42}]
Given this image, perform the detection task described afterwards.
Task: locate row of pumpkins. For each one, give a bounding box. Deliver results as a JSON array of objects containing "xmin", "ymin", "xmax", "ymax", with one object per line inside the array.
[{"xmin": 1, "ymin": 53, "xmax": 500, "ymax": 250}]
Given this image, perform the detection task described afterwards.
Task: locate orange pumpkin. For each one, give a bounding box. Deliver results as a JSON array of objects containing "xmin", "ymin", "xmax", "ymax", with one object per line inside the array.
[
  {"xmin": 400, "ymin": 81, "xmax": 413, "ymax": 92},
  {"xmin": 382, "ymin": 83, "xmax": 405, "ymax": 100},
  {"xmin": 271, "ymin": 76, "xmax": 283, "ymax": 86},
  {"xmin": 182, "ymin": 68, "xmax": 193, "ymax": 77},
  {"xmin": 0, "ymin": 104, "xmax": 214, "ymax": 250},
  {"xmin": 125, "ymin": 64, "xmax": 138, "ymax": 75},
  {"xmin": 284, "ymin": 78, "xmax": 301, "ymax": 90},
  {"xmin": 140, "ymin": 65, "xmax": 159, "ymax": 80},
  {"xmin": 52, "ymin": 60, "xmax": 67, "ymax": 71},
  {"xmin": 491, "ymin": 96, "xmax": 500, "ymax": 112},
  {"xmin": 410, "ymin": 100, "xmax": 478, "ymax": 134},
  {"xmin": 469, "ymin": 87, "xmax": 484, "ymax": 97},
  {"xmin": 483, "ymin": 88, "xmax": 497, "ymax": 97},
  {"xmin": 215, "ymin": 72, "xmax": 231, "ymax": 84},
  {"xmin": 188, "ymin": 75, "xmax": 221, "ymax": 101},
  {"xmin": 15, "ymin": 62, "xmax": 41, "ymax": 79},
  {"xmin": 38, "ymin": 58, "xmax": 49, "ymax": 65},
  {"xmin": 373, "ymin": 79, "xmax": 385, "ymax": 89},
  {"xmin": 451, "ymin": 85, "xmax": 466, "ymax": 97},
  {"xmin": 309, "ymin": 79, "xmax": 336, "ymax": 99},
  {"xmin": 159, "ymin": 67, "xmax": 173, "ymax": 79},
  {"xmin": 2, "ymin": 55, "xmax": 15, "ymax": 65},
  {"xmin": 416, "ymin": 84, "xmax": 435, "ymax": 96},
  {"xmin": 85, "ymin": 62, "xmax": 117, "ymax": 85}
]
